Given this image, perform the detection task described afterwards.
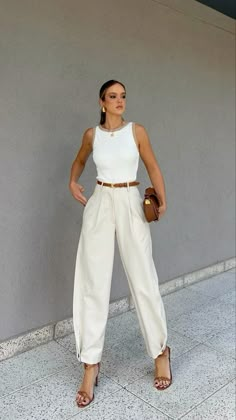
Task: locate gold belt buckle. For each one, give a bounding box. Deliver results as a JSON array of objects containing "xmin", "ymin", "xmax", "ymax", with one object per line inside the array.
[{"xmin": 111, "ymin": 183, "xmax": 114, "ymax": 188}]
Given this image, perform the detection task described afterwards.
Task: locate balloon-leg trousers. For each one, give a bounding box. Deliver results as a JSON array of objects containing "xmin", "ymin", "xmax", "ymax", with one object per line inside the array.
[{"xmin": 73, "ymin": 183, "xmax": 168, "ymax": 364}]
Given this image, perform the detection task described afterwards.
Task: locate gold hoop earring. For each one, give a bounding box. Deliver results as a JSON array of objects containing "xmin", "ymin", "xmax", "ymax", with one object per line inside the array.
[{"xmin": 102, "ymin": 106, "xmax": 106, "ymax": 113}]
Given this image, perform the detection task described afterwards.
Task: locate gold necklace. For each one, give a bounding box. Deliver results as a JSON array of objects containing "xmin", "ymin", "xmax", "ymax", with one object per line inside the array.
[{"xmin": 102, "ymin": 120, "xmax": 125, "ymax": 136}]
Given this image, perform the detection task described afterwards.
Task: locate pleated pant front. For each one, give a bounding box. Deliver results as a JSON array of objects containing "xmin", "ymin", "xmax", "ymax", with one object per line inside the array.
[{"xmin": 73, "ymin": 183, "xmax": 168, "ymax": 364}]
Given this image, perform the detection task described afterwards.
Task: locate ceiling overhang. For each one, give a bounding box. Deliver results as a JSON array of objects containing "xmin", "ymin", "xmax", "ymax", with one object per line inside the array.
[{"xmin": 196, "ymin": 0, "xmax": 236, "ymax": 19}]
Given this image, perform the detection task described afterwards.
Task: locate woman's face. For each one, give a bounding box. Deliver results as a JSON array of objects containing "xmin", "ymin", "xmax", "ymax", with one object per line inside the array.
[{"xmin": 100, "ymin": 83, "xmax": 126, "ymax": 116}]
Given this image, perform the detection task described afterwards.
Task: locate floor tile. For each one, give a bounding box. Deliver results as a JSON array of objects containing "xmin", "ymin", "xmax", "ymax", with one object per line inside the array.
[
  {"xmin": 125, "ymin": 343, "xmax": 235, "ymax": 419},
  {"xmin": 168, "ymin": 298, "xmax": 235, "ymax": 342},
  {"xmin": 104, "ymin": 310, "xmax": 141, "ymax": 349},
  {"xmin": 216, "ymin": 289, "xmax": 236, "ymax": 306},
  {"xmin": 0, "ymin": 365, "xmax": 121, "ymax": 420},
  {"xmin": 0, "ymin": 341, "xmax": 77, "ymax": 398},
  {"xmin": 71, "ymin": 388, "xmax": 169, "ymax": 420},
  {"xmin": 56, "ymin": 333, "xmax": 76, "ymax": 355},
  {"xmin": 187, "ymin": 272, "xmax": 235, "ymax": 299},
  {"xmin": 201, "ymin": 323, "xmax": 236, "ymax": 359},
  {"xmin": 181, "ymin": 379, "xmax": 236, "ymax": 420},
  {"xmin": 162, "ymin": 287, "xmax": 216, "ymax": 323}
]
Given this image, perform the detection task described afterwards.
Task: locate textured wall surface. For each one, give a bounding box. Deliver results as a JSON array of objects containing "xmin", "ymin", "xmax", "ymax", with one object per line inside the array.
[{"xmin": 0, "ymin": 0, "xmax": 235, "ymax": 340}]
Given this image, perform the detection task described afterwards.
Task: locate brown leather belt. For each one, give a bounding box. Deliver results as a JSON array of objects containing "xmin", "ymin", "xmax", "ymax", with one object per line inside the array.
[{"xmin": 97, "ymin": 180, "xmax": 140, "ymax": 188}]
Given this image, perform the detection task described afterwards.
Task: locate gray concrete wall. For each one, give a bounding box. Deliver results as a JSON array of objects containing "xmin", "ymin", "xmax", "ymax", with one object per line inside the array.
[{"xmin": 0, "ymin": 0, "xmax": 235, "ymax": 341}]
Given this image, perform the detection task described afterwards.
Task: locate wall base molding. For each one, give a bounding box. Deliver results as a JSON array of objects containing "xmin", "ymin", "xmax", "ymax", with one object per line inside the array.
[{"xmin": 1, "ymin": 257, "xmax": 235, "ymax": 362}]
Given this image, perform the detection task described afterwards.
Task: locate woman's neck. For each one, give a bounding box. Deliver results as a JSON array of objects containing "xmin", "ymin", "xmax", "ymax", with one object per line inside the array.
[{"xmin": 102, "ymin": 116, "xmax": 124, "ymax": 130}]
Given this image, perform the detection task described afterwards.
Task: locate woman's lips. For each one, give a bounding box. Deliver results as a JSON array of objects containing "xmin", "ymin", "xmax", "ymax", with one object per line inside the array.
[{"xmin": 116, "ymin": 106, "xmax": 123, "ymax": 109}]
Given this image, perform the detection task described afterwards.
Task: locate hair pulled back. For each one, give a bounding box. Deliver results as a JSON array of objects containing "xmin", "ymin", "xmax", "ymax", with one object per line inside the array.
[{"xmin": 99, "ymin": 79, "xmax": 126, "ymax": 125}]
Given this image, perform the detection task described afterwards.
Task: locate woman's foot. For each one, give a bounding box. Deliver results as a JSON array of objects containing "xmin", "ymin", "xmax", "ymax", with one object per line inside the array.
[
  {"xmin": 154, "ymin": 346, "xmax": 172, "ymax": 390},
  {"xmin": 76, "ymin": 362, "xmax": 100, "ymax": 407}
]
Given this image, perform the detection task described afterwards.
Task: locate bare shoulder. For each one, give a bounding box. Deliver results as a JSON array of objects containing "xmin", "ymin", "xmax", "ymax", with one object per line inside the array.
[
  {"xmin": 83, "ymin": 127, "xmax": 94, "ymax": 140},
  {"xmin": 82, "ymin": 127, "xmax": 95, "ymax": 147},
  {"xmin": 133, "ymin": 123, "xmax": 149, "ymax": 143},
  {"xmin": 133, "ymin": 122, "xmax": 145, "ymax": 130},
  {"xmin": 133, "ymin": 122, "xmax": 148, "ymax": 133}
]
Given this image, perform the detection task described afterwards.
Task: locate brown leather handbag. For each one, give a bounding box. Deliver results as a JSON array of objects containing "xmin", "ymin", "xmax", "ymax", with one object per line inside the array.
[{"xmin": 143, "ymin": 187, "xmax": 160, "ymax": 222}]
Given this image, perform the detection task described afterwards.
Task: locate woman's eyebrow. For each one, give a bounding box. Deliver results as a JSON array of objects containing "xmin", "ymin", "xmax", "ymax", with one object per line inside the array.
[{"xmin": 108, "ymin": 91, "xmax": 126, "ymax": 94}]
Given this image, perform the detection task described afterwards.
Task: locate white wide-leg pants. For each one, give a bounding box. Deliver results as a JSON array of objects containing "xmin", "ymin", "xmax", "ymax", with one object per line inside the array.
[{"xmin": 73, "ymin": 183, "xmax": 168, "ymax": 364}]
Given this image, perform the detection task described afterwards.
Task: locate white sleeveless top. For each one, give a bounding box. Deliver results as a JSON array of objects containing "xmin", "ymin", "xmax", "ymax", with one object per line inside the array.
[{"xmin": 92, "ymin": 121, "xmax": 139, "ymax": 183}]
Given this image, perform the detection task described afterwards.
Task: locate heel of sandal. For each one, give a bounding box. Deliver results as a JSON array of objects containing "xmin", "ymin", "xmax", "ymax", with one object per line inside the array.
[{"xmin": 95, "ymin": 362, "xmax": 100, "ymax": 386}]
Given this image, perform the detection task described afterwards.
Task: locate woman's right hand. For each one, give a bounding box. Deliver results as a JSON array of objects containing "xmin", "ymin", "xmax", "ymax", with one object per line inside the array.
[{"xmin": 69, "ymin": 182, "xmax": 87, "ymax": 206}]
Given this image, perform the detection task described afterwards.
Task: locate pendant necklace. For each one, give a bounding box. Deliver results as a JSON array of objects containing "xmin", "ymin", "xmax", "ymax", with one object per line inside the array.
[{"xmin": 102, "ymin": 120, "xmax": 125, "ymax": 137}]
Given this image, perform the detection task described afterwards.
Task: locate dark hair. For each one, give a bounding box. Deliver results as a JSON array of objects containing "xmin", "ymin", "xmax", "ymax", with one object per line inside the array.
[{"xmin": 99, "ymin": 79, "xmax": 126, "ymax": 125}]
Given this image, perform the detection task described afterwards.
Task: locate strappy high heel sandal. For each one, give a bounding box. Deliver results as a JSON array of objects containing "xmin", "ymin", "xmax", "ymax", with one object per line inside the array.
[
  {"xmin": 76, "ymin": 362, "xmax": 100, "ymax": 407},
  {"xmin": 154, "ymin": 346, "xmax": 172, "ymax": 390}
]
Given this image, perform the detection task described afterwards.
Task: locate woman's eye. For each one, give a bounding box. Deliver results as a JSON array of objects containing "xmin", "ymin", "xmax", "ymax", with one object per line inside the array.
[{"xmin": 109, "ymin": 94, "xmax": 126, "ymax": 99}]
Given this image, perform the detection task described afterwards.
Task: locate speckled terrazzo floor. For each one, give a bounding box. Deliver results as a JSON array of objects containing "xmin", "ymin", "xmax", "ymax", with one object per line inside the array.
[{"xmin": 0, "ymin": 268, "xmax": 235, "ymax": 420}]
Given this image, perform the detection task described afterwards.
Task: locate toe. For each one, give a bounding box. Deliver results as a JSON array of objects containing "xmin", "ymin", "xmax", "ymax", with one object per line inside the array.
[
  {"xmin": 76, "ymin": 394, "xmax": 85, "ymax": 405},
  {"xmin": 76, "ymin": 396, "xmax": 82, "ymax": 404},
  {"xmin": 155, "ymin": 380, "xmax": 163, "ymax": 388},
  {"xmin": 77, "ymin": 397, "xmax": 87, "ymax": 406},
  {"xmin": 80, "ymin": 398, "xmax": 88, "ymax": 406},
  {"xmin": 163, "ymin": 380, "xmax": 170, "ymax": 388}
]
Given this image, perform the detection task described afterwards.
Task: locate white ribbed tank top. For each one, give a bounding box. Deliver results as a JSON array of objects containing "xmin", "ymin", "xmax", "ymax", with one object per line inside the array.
[{"xmin": 92, "ymin": 121, "xmax": 139, "ymax": 183}]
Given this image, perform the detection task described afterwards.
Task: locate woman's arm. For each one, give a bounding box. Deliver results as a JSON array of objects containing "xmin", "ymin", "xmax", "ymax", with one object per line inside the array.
[
  {"xmin": 135, "ymin": 123, "xmax": 167, "ymax": 212},
  {"xmin": 68, "ymin": 128, "xmax": 93, "ymax": 205}
]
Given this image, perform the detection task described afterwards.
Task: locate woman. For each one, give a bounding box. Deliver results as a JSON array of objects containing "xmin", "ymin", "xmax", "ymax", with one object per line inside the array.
[{"xmin": 69, "ymin": 79, "xmax": 172, "ymax": 408}]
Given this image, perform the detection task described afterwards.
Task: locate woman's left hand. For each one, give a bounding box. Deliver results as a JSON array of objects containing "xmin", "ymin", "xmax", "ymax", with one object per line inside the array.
[{"xmin": 156, "ymin": 204, "xmax": 167, "ymax": 221}]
